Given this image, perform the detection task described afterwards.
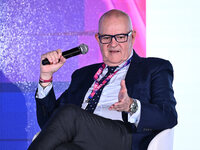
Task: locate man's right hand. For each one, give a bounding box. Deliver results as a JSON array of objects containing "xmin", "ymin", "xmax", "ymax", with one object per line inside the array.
[{"xmin": 40, "ymin": 49, "xmax": 66, "ymax": 87}]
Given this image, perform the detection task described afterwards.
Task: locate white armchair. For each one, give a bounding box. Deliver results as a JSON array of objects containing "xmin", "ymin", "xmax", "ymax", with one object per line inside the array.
[
  {"xmin": 32, "ymin": 131, "xmax": 40, "ymax": 141},
  {"xmin": 147, "ymin": 128, "xmax": 174, "ymax": 150}
]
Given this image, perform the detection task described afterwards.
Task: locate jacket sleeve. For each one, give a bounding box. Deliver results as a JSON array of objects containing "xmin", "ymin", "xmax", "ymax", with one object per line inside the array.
[
  {"xmin": 35, "ymin": 87, "xmax": 59, "ymax": 128},
  {"xmin": 35, "ymin": 71, "xmax": 78, "ymax": 129},
  {"xmin": 136, "ymin": 60, "xmax": 178, "ymax": 132}
]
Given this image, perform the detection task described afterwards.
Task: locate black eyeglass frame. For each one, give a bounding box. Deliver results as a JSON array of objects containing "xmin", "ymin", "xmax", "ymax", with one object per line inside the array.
[{"xmin": 98, "ymin": 30, "xmax": 133, "ymax": 44}]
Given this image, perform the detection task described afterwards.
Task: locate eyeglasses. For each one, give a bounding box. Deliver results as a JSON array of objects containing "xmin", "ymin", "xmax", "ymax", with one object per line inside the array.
[{"xmin": 98, "ymin": 30, "xmax": 133, "ymax": 44}]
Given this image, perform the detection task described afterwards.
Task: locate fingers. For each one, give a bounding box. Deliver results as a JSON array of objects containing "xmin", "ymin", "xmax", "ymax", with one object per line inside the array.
[
  {"xmin": 41, "ymin": 49, "xmax": 64, "ymax": 65},
  {"xmin": 109, "ymin": 80, "xmax": 130, "ymax": 112},
  {"xmin": 40, "ymin": 49, "xmax": 66, "ymax": 76},
  {"xmin": 60, "ymin": 55, "xmax": 66, "ymax": 64},
  {"xmin": 118, "ymin": 80, "xmax": 127, "ymax": 101},
  {"xmin": 109, "ymin": 100, "xmax": 130, "ymax": 112},
  {"xmin": 109, "ymin": 101, "xmax": 128, "ymax": 112},
  {"xmin": 109, "ymin": 102, "xmax": 122, "ymax": 111},
  {"xmin": 120, "ymin": 80, "xmax": 127, "ymax": 92}
]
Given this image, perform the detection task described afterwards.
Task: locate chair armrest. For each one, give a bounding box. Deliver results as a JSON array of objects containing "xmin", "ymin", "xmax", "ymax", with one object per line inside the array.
[
  {"xmin": 147, "ymin": 128, "xmax": 174, "ymax": 150},
  {"xmin": 32, "ymin": 131, "xmax": 41, "ymax": 141}
]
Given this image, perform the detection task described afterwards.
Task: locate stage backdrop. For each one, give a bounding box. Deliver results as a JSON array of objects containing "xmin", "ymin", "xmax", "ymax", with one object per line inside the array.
[{"xmin": 0, "ymin": 0, "xmax": 146, "ymax": 149}]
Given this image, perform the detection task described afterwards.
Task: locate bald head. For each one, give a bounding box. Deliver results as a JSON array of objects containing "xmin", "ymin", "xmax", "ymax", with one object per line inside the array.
[
  {"xmin": 95, "ymin": 9, "xmax": 136, "ymax": 66},
  {"xmin": 98, "ymin": 9, "xmax": 133, "ymax": 33}
]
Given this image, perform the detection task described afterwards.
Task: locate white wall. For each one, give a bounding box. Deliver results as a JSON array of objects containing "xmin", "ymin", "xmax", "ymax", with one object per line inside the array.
[{"xmin": 147, "ymin": 0, "xmax": 200, "ymax": 149}]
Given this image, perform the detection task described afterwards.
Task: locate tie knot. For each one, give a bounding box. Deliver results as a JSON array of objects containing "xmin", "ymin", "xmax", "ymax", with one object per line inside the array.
[{"xmin": 107, "ymin": 66, "xmax": 118, "ymax": 74}]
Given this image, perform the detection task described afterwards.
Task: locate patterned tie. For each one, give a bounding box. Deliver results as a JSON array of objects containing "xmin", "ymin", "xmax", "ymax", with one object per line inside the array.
[{"xmin": 85, "ymin": 66, "xmax": 118, "ymax": 113}]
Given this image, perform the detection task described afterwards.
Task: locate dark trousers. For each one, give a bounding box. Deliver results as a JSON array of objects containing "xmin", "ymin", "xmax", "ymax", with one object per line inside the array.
[{"xmin": 28, "ymin": 104, "xmax": 133, "ymax": 150}]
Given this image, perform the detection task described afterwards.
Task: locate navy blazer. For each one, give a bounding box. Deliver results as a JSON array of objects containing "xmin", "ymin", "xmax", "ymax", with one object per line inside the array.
[{"xmin": 36, "ymin": 50, "xmax": 177, "ymax": 150}]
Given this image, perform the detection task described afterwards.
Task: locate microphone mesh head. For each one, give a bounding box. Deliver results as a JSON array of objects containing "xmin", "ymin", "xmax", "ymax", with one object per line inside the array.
[{"xmin": 79, "ymin": 43, "xmax": 89, "ymax": 54}]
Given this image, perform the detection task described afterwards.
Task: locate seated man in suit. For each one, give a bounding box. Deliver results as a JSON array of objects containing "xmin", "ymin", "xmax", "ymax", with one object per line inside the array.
[{"xmin": 28, "ymin": 9, "xmax": 177, "ymax": 150}]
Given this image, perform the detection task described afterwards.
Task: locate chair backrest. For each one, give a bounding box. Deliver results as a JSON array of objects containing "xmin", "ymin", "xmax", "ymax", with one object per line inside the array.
[
  {"xmin": 147, "ymin": 128, "xmax": 174, "ymax": 150},
  {"xmin": 32, "ymin": 131, "xmax": 40, "ymax": 141}
]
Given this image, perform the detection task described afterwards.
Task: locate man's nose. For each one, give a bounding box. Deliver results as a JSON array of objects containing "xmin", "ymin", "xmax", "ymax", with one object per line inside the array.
[{"xmin": 110, "ymin": 37, "xmax": 118, "ymax": 47}]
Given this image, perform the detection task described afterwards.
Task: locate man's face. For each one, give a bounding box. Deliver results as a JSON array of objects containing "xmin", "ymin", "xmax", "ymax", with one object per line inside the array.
[{"xmin": 95, "ymin": 16, "xmax": 136, "ymax": 66}]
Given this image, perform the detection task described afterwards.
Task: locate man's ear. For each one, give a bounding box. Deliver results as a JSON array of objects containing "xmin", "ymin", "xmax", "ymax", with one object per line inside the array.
[
  {"xmin": 131, "ymin": 30, "xmax": 136, "ymax": 44},
  {"xmin": 95, "ymin": 33, "xmax": 100, "ymax": 43}
]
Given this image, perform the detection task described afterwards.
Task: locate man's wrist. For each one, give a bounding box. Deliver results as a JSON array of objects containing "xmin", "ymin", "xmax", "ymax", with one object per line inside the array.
[
  {"xmin": 129, "ymin": 98, "xmax": 138, "ymax": 115},
  {"xmin": 39, "ymin": 76, "xmax": 53, "ymax": 83},
  {"xmin": 39, "ymin": 76, "xmax": 53, "ymax": 88},
  {"xmin": 39, "ymin": 82, "xmax": 52, "ymax": 89}
]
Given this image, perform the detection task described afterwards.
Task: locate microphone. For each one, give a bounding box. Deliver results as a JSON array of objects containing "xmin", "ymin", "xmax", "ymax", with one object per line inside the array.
[{"xmin": 42, "ymin": 43, "xmax": 89, "ymax": 65}]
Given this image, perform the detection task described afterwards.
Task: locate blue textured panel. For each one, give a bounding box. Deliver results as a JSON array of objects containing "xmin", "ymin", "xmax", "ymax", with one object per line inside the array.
[
  {"xmin": 0, "ymin": 0, "xmax": 84, "ymax": 149},
  {"xmin": 0, "ymin": 141, "xmax": 28, "ymax": 150}
]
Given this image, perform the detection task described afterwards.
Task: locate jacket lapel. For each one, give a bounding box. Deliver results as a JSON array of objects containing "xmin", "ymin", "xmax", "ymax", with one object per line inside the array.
[
  {"xmin": 78, "ymin": 63, "xmax": 103, "ymax": 105},
  {"xmin": 123, "ymin": 50, "xmax": 143, "ymax": 122},
  {"xmin": 125, "ymin": 50, "xmax": 143, "ymax": 97}
]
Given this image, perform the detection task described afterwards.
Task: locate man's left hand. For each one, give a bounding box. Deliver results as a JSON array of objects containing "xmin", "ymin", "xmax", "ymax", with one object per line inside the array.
[{"xmin": 109, "ymin": 80, "xmax": 133, "ymax": 112}]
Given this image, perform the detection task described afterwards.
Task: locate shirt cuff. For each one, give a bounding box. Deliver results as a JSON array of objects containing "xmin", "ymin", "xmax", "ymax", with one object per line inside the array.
[
  {"xmin": 128, "ymin": 99, "xmax": 141, "ymax": 126},
  {"xmin": 36, "ymin": 83, "xmax": 53, "ymax": 99}
]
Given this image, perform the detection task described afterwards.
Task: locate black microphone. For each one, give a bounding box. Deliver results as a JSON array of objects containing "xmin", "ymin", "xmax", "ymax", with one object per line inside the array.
[{"xmin": 42, "ymin": 43, "xmax": 89, "ymax": 65}]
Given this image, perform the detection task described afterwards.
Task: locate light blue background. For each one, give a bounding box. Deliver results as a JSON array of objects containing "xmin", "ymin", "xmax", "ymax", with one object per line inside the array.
[{"xmin": 147, "ymin": 0, "xmax": 200, "ymax": 149}]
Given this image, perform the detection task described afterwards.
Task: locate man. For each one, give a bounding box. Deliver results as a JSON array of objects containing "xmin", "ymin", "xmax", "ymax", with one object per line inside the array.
[{"xmin": 29, "ymin": 9, "xmax": 177, "ymax": 150}]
